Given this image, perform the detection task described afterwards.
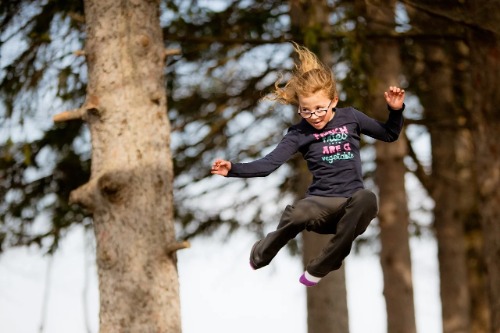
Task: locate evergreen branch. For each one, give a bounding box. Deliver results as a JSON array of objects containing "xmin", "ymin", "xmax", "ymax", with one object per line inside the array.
[
  {"xmin": 163, "ymin": 30, "xmax": 463, "ymax": 46},
  {"xmin": 400, "ymin": 0, "xmax": 500, "ymax": 35}
]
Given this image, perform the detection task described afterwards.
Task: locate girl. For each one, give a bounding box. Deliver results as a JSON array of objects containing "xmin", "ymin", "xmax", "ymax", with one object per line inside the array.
[{"xmin": 211, "ymin": 43, "xmax": 405, "ymax": 287}]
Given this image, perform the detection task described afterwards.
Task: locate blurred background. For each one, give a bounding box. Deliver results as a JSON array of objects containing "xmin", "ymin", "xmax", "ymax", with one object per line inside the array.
[{"xmin": 1, "ymin": 1, "xmax": 499, "ymax": 333}]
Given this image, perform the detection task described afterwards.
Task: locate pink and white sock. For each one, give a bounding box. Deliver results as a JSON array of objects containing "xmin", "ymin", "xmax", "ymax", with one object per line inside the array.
[{"xmin": 299, "ymin": 271, "xmax": 322, "ymax": 287}]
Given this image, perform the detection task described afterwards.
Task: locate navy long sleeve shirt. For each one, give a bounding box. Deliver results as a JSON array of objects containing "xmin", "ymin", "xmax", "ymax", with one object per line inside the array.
[{"xmin": 227, "ymin": 105, "xmax": 404, "ymax": 197}]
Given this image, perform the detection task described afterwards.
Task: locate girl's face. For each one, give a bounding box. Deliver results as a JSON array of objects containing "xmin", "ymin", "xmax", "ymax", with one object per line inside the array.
[{"xmin": 298, "ymin": 91, "xmax": 338, "ymax": 130}]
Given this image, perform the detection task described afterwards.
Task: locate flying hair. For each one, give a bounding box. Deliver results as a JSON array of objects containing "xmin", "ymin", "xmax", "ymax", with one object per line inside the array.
[{"xmin": 265, "ymin": 41, "xmax": 338, "ymax": 105}]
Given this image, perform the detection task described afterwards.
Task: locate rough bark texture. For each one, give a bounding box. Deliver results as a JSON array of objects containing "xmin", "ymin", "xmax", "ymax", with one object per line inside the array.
[
  {"xmin": 290, "ymin": 1, "xmax": 350, "ymax": 332},
  {"xmin": 363, "ymin": 1, "xmax": 417, "ymax": 333},
  {"xmin": 78, "ymin": 1, "xmax": 181, "ymax": 332}
]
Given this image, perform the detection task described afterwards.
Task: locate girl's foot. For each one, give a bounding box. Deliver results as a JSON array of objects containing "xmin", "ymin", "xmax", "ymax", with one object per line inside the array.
[
  {"xmin": 299, "ymin": 271, "xmax": 322, "ymax": 287},
  {"xmin": 249, "ymin": 240, "xmax": 266, "ymax": 270}
]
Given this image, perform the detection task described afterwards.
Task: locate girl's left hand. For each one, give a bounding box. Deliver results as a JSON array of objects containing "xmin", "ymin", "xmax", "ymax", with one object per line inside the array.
[{"xmin": 384, "ymin": 86, "xmax": 405, "ymax": 110}]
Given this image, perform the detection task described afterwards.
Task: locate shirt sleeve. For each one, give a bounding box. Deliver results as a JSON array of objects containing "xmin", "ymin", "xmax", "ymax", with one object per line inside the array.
[
  {"xmin": 227, "ymin": 128, "xmax": 299, "ymax": 178},
  {"xmin": 353, "ymin": 104, "xmax": 404, "ymax": 142}
]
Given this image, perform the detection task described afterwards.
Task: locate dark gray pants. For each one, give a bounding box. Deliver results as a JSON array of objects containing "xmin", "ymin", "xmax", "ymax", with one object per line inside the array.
[{"xmin": 250, "ymin": 189, "xmax": 378, "ymax": 277}]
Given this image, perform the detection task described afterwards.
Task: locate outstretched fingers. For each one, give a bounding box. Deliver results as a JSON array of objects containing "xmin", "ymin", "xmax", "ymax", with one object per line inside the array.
[{"xmin": 384, "ymin": 86, "xmax": 405, "ymax": 110}]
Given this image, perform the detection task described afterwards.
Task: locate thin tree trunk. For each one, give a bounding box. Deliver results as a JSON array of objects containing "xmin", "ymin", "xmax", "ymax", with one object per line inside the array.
[
  {"xmin": 289, "ymin": 1, "xmax": 350, "ymax": 332},
  {"xmin": 375, "ymin": 137, "xmax": 416, "ymax": 333},
  {"xmin": 73, "ymin": 1, "xmax": 181, "ymax": 332},
  {"xmin": 362, "ymin": 1, "xmax": 417, "ymax": 333}
]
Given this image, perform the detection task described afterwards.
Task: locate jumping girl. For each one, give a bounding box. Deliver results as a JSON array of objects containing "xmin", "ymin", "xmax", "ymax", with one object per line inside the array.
[{"xmin": 211, "ymin": 42, "xmax": 405, "ymax": 287}]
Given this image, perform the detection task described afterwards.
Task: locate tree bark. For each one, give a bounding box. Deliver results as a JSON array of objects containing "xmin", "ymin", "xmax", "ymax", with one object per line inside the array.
[
  {"xmin": 418, "ymin": 40, "xmax": 472, "ymax": 333},
  {"xmin": 406, "ymin": 2, "xmax": 491, "ymax": 331},
  {"xmin": 289, "ymin": 1, "xmax": 350, "ymax": 332},
  {"xmin": 362, "ymin": 1, "xmax": 417, "ymax": 333},
  {"xmin": 466, "ymin": 3, "xmax": 500, "ymax": 330},
  {"xmin": 375, "ymin": 138, "xmax": 416, "ymax": 333},
  {"xmin": 403, "ymin": 2, "xmax": 500, "ymax": 330},
  {"xmin": 79, "ymin": 1, "xmax": 180, "ymax": 332},
  {"xmin": 294, "ymin": 156, "xmax": 350, "ymax": 333},
  {"xmin": 303, "ymin": 232, "xmax": 350, "ymax": 332}
]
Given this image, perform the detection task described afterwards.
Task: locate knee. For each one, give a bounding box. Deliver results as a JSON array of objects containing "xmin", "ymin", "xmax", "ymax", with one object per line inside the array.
[
  {"xmin": 285, "ymin": 203, "xmax": 316, "ymax": 226},
  {"xmin": 351, "ymin": 189, "xmax": 378, "ymax": 217},
  {"xmin": 278, "ymin": 204, "xmax": 310, "ymax": 229}
]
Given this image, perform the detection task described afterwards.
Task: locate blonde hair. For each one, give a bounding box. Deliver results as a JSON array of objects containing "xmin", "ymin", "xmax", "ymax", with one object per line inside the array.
[{"xmin": 266, "ymin": 42, "xmax": 337, "ymax": 105}]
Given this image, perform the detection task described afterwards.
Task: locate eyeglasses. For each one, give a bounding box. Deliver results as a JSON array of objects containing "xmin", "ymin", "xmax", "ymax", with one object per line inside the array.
[{"xmin": 297, "ymin": 99, "xmax": 333, "ymax": 119}]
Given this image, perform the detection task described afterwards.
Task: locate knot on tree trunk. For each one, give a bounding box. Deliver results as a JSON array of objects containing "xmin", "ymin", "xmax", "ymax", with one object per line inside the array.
[
  {"xmin": 69, "ymin": 170, "xmax": 131, "ymax": 211},
  {"xmin": 98, "ymin": 171, "xmax": 130, "ymax": 205}
]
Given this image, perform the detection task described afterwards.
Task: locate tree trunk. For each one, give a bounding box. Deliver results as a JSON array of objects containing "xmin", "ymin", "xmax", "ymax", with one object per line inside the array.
[
  {"xmin": 303, "ymin": 232, "xmax": 350, "ymax": 332},
  {"xmin": 407, "ymin": 3, "xmax": 491, "ymax": 331},
  {"xmin": 454, "ymin": 35, "xmax": 490, "ymax": 333},
  {"xmin": 419, "ymin": 41, "xmax": 472, "ymax": 333},
  {"xmin": 375, "ymin": 138, "xmax": 416, "ymax": 333},
  {"xmin": 404, "ymin": 2, "xmax": 500, "ymax": 330},
  {"xmin": 294, "ymin": 158, "xmax": 350, "ymax": 333},
  {"xmin": 289, "ymin": 1, "xmax": 350, "ymax": 332},
  {"xmin": 465, "ymin": 220, "xmax": 491, "ymax": 333},
  {"xmin": 466, "ymin": 3, "xmax": 500, "ymax": 330},
  {"xmin": 75, "ymin": 1, "xmax": 181, "ymax": 332},
  {"xmin": 362, "ymin": 1, "xmax": 417, "ymax": 333}
]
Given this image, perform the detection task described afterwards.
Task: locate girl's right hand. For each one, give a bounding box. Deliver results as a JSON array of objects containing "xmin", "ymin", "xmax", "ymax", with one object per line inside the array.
[
  {"xmin": 211, "ymin": 159, "xmax": 231, "ymax": 176},
  {"xmin": 384, "ymin": 86, "xmax": 405, "ymax": 110}
]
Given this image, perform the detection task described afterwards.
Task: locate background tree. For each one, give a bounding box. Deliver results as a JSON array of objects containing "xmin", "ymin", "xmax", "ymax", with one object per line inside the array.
[
  {"xmin": 61, "ymin": 0, "xmax": 181, "ymax": 331},
  {"xmin": 2, "ymin": 0, "xmax": 182, "ymax": 331},
  {"xmin": 402, "ymin": 0, "xmax": 500, "ymax": 331},
  {"xmin": 289, "ymin": 1, "xmax": 350, "ymax": 331},
  {"xmin": 357, "ymin": 1, "xmax": 417, "ymax": 332},
  {"xmin": 406, "ymin": 4, "xmax": 475, "ymax": 332},
  {"xmin": 3, "ymin": 0, "xmax": 499, "ymax": 332}
]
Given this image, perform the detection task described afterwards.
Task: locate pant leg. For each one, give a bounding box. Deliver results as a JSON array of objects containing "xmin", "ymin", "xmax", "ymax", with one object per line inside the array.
[
  {"xmin": 250, "ymin": 195, "xmax": 347, "ymax": 269},
  {"xmin": 306, "ymin": 189, "xmax": 378, "ymax": 277}
]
